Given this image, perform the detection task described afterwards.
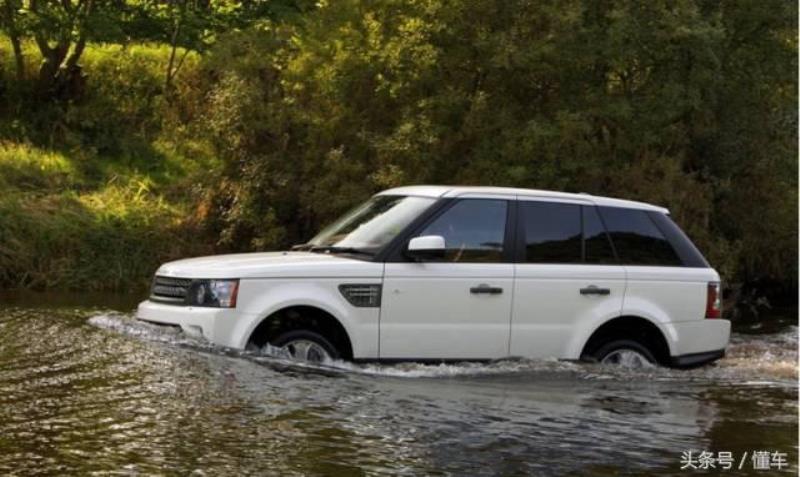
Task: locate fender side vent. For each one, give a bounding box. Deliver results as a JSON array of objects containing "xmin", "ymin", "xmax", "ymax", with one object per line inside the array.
[{"xmin": 339, "ymin": 284, "xmax": 382, "ymax": 307}]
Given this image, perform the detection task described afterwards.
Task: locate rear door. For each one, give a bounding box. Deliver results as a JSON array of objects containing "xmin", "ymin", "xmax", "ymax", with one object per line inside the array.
[
  {"xmin": 380, "ymin": 197, "xmax": 514, "ymax": 359},
  {"xmin": 510, "ymin": 200, "xmax": 626, "ymax": 358}
]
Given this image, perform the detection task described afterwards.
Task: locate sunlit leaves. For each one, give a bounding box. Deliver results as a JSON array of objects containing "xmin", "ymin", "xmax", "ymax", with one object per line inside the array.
[{"xmin": 194, "ymin": 0, "xmax": 796, "ymax": 287}]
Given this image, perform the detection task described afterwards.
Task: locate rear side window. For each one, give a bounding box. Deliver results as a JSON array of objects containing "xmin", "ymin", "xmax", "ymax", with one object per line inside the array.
[
  {"xmin": 519, "ymin": 202, "xmax": 582, "ymax": 263},
  {"xmin": 597, "ymin": 206, "xmax": 682, "ymax": 266},
  {"xmin": 518, "ymin": 202, "xmax": 616, "ymax": 264}
]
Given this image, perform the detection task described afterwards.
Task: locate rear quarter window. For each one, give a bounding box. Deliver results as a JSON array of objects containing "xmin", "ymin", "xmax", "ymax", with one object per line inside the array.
[
  {"xmin": 597, "ymin": 206, "xmax": 683, "ymax": 266},
  {"xmin": 647, "ymin": 212, "xmax": 710, "ymax": 268}
]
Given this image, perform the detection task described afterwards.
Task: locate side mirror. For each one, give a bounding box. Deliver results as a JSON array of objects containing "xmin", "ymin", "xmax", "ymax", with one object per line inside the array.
[{"xmin": 406, "ymin": 235, "xmax": 446, "ymax": 260}]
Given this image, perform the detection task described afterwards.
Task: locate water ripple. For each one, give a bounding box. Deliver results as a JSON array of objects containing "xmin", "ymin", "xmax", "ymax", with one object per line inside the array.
[{"xmin": 0, "ymin": 307, "xmax": 794, "ymax": 475}]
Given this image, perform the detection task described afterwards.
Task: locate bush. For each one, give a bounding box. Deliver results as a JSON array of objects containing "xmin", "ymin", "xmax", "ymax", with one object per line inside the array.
[
  {"xmin": 0, "ymin": 41, "xmax": 214, "ymax": 292},
  {"xmin": 0, "ymin": 179, "xmax": 208, "ymax": 291}
]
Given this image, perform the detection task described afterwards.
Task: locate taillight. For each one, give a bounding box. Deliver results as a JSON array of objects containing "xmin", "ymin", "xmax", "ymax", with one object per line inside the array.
[{"xmin": 705, "ymin": 282, "xmax": 722, "ymax": 318}]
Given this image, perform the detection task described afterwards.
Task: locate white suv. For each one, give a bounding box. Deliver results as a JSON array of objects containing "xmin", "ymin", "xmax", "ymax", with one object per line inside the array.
[{"xmin": 137, "ymin": 186, "xmax": 730, "ymax": 367}]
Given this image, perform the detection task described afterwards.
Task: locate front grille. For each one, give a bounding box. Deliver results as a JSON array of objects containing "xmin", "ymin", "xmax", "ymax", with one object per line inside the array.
[{"xmin": 151, "ymin": 276, "xmax": 193, "ymax": 304}]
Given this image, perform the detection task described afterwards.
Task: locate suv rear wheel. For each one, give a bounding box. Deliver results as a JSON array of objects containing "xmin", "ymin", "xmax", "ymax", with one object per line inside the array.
[{"xmin": 590, "ymin": 339, "xmax": 656, "ymax": 368}]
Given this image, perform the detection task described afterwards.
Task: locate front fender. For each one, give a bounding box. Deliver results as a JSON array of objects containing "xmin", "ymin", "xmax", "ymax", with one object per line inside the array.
[{"xmin": 232, "ymin": 279, "xmax": 379, "ymax": 358}]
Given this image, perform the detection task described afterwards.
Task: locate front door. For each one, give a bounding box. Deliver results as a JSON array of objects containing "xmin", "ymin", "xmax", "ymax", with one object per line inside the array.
[{"xmin": 380, "ymin": 198, "xmax": 514, "ymax": 360}]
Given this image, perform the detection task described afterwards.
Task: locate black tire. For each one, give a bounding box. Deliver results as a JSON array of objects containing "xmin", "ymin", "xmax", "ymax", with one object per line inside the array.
[
  {"xmin": 271, "ymin": 329, "xmax": 341, "ymax": 361},
  {"xmin": 588, "ymin": 339, "xmax": 657, "ymax": 366}
]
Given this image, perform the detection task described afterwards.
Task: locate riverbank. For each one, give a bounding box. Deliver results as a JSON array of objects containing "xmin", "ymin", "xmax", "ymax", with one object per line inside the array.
[{"xmin": 0, "ymin": 42, "xmax": 215, "ymax": 291}]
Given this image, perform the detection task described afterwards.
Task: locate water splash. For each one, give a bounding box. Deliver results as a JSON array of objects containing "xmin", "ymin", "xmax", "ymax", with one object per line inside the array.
[
  {"xmin": 720, "ymin": 326, "xmax": 798, "ymax": 381},
  {"xmin": 88, "ymin": 313, "xmax": 798, "ymax": 384},
  {"xmin": 88, "ymin": 313, "xmax": 209, "ymax": 347},
  {"xmin": 324, "ymin": 357, "xmax": 584, "ymax": 378}
]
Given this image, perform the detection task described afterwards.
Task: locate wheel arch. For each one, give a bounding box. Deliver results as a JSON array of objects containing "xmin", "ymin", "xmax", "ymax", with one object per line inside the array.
[
  {"xmin": 578, "ymin": 315, "xmax": 674, "ymax": 366},
  {"xmin": 243, "ymin": 303, "xmax": 354, "ymax": 360}
]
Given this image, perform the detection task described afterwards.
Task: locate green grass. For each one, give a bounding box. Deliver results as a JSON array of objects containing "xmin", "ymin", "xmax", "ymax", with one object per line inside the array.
[
  {"xmin": 0, "ymin": 41, "xmax": 216, "ymax": 292},
  {"xmin": 0, "ymin": 182, "xmax": 209, "ymax": 291},
  {"xmin": 0, "ymin": 142, "xmax": 78, "ymax": 190}
]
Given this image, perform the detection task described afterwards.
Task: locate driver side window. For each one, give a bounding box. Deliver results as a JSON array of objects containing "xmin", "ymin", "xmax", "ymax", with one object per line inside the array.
[{"xmin": 417, "ymin": 199, "xmax": 508, "ymax": 262}]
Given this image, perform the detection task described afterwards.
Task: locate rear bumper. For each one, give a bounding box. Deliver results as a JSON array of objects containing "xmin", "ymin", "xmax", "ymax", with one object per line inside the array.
[
  {"xmin": 667, "ymin": 319, "xmax": 731, "ymax": 357},
  {"xmin": 671, "ymin": 349, "xmax": 725, "ymax": 368}
]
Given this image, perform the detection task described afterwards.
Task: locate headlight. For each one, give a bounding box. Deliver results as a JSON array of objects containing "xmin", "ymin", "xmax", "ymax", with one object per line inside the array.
[{"xmin": 188, "ymin": 279, "xmax": 239, "ymax": 308}]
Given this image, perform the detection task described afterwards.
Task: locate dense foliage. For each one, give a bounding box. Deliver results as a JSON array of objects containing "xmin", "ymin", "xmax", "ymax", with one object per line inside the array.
[{"xmin": 0, "ymin": 0, "xmax": 796, "ymax": 300}]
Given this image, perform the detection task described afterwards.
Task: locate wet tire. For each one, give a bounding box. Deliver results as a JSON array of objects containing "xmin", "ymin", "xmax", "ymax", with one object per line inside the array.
[
  {"xmin": 589, "ymin": 339, "xmax": 657, "ymax": 367},
  {"xmin": 272, "ymin": 330, "xmax": 341, "ymax": 362}
]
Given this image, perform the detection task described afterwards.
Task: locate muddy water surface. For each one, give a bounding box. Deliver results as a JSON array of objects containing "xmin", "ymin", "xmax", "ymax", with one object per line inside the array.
[{"xmin": 0, "ymin": 294, "xmax": 796, "ymax": 476}]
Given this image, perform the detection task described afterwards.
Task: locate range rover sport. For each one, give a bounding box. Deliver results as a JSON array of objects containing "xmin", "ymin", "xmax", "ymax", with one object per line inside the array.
[{"xmin": 137, "ymin": 186, "xmax": 730, "ymax": 367}]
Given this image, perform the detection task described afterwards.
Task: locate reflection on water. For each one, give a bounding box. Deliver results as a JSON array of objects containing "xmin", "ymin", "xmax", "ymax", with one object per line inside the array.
[{"xmin": 0, "ymin": 300, "xmax": 796, "ymax": 476}]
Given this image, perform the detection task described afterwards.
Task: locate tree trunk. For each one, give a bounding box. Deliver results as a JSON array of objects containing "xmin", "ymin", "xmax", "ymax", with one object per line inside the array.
[
  {"xmin": 64, "ymin": 35, "xmax": 87, "ymax": 71},
  {"xmin": 165, "ymin": 18, "xmax": 181, "ymax": 90},
  {"xmin": 36, "ymin": 39, "xmax": 70, "ymax": 97},
  {"xmin": 9, "ymin": 33, "xmax": 24, "ymax": 81},
  {"xmin": 56, "ymin": 35, "xmax": 88, "ymax": 98},
  {"xmin": 30, "ymin": 0, "xmax": 93, "ymax": 99},
  {"xmin": 2, "ymin": 0, "xmax": 24, "ymax": 80}
]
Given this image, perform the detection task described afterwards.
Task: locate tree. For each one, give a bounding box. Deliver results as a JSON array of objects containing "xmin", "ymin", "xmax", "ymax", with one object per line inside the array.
[
  {"xmin": 154, "ymin": 0, "xmax": 312, "ymax": 91},
  {"xmin": 0, "ymin": 0, "xmax": 131, "ymax": 97},
  {"xmin": 197, "ymin": 0, "xmax": 796, "ymax": 292},
  {"xmin": 1, "ymin": 0, "xmax": 25, "ymax": 80},
  {"xmin": 28, "ymin": 0, "xmax": 93, "ymax": 95}
]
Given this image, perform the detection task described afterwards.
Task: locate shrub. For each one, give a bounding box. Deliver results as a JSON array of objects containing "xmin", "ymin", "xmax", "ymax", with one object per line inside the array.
[{"xmin": 0, "ymin": 179, "xmax": 209, "ymax": 291}]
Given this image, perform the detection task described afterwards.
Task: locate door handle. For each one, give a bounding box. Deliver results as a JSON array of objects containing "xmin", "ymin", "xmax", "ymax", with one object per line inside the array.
[
  {"xmin": 580, "ymin": 285, "xmax": 610, "ymax": 296},
  {"xmin": 470, "ymin": 284, "xmax": 503, "ymax": 295}
]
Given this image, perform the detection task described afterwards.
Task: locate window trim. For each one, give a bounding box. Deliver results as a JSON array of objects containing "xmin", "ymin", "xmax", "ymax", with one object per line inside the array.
[
  {"xmin": 383, "ymin": 198, "xmax": 515, "ymax": 263},
  {"xmin": 584, "ymin": 204, "xmax": 620, "ymax": 265}
]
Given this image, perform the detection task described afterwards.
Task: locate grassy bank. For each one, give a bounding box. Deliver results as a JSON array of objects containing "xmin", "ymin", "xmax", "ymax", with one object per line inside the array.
[{"xmin": 0, "ymin": 43, "xmax": 213, "ymax": 291}]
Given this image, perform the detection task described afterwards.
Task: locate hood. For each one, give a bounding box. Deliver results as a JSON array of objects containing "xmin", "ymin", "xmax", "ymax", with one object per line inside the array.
[{"xmin": 156, "ymin": 251, "xmax": 383, "ymax": 279}]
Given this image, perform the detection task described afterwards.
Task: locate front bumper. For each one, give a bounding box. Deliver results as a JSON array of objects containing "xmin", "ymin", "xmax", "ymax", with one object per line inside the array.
[{"xmin": 136, "ymin": 300, "xmax": 252, "ymax": 348}]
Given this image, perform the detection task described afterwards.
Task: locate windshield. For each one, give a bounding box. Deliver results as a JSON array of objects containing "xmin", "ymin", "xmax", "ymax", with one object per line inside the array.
[{"xmin": 308, "ymin": 195, "xmax": 436, "ymax": 252}]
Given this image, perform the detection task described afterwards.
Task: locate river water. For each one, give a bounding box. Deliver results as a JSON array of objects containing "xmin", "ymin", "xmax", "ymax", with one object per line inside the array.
[{"xmin": 0, "ymin": 293, "xmax": 796, "ymax": 476}]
